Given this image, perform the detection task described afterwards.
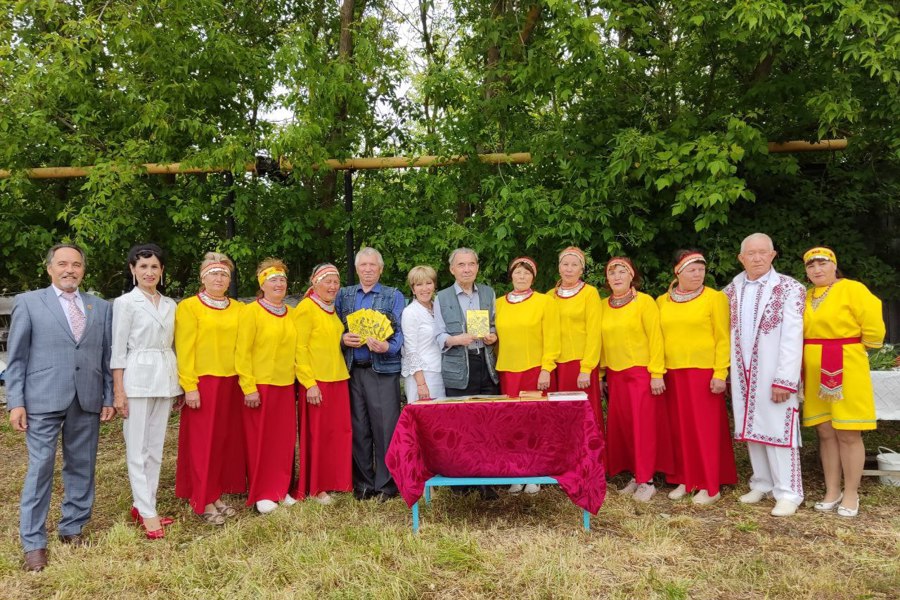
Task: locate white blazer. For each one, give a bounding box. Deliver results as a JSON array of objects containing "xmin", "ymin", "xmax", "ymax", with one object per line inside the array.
[{"xmin": 110, "ymin": 287, "xmax": 182, "ymax": 398}]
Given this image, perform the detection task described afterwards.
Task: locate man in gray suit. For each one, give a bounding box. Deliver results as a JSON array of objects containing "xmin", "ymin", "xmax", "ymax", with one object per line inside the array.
[{"xmin": 6, "ymin": 244, "xmax": 114, "ymax": 571}]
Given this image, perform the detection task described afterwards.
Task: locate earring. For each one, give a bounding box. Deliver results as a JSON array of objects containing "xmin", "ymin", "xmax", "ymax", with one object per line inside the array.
[{"xmin": 132, "ymin": 272, "xmax": 136, "ymax": 286}]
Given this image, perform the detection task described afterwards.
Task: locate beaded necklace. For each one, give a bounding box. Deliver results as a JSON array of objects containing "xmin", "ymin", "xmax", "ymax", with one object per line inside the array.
[
  {"xmin": 310, "ymin": 292, "xmax": 335, "ymax": 314},
  {"xmin": 608, "ymin": 288, "xmax": 636, "ymax": 308},
  {"xmin": 258, "ymin": 297, "xmax": 287, "ymax": 317},
  {"xmin": 669, "ymin": 285, "xmax": 704, "ymax": 304},
  {"xmin": 506, "ymin": 289, "xmax": 534, "ymax": 304},
  {"xmin": 810, "ymin": 282, "xmax": 836, "ymax": 311},
  {"xmin": 198, "ymin": 290, "xmax": 230, "ymax": 310},
  {"xmin": 556, "ymin": 280, "xmax": 585, "ymax": 299}
]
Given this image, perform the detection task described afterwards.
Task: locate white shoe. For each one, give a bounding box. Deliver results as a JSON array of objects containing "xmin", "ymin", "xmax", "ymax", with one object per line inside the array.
[
  {"xmin": 633, "ymin": 483, "xmax": 657, "ymax": 502},
  {"xmin": 814, "ymin": 493, "xmax": 843, "ymax": 512},
  {"xmin": 667, "ymin": 484, "xmax": 687, "ymax": 500},
  {"xmin": 618, "ymin": 478, "xmax": 638, "ymax": 496},
  {"xmin": 256, "ymin": 500, "xmax": 278, "ymax": 514},
  {"xmin": 311, "ymin": 492, "xmax": 333, "ymax": 505},
  {"xmin": 281, "ymin": 494, "xmax": 298, "ymax": 507},
  {"xmin": 739, "ymin": 489, "xmax": 772, "ymax": 504},
  {"xmin": 836, "ymin": 499, "xmax": 859, "ymax": 518},
  {"xmin": 770, "ymin": 499, "xmax": 799, "ymax": 517},
  {"xmin": 692, "ymin": 490, "xmax": 721, "ymax": 505},
  {"xmin": 508, "ymin": 484, "xmax": 525, "ymax": 494},
  {"xmin": 524, "ymin": 484, "xmax": 541, "ymax": 494}
]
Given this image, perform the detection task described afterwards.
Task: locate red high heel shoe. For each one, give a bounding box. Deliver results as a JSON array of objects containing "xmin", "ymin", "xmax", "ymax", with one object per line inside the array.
[
  {"xmin": 143, "ymin": 524, "xmax": 165, "ymax": 540},
  {"xmin": 131, "ymin": 507, "xmax": 174, "ymax": 526}
]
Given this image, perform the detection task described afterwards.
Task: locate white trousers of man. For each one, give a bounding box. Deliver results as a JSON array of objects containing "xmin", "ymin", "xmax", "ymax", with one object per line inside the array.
[
  {"xmin": 747, "ymin": 442, "xmax": 804, "ymax": 505},
  {"xmin": 123, "ymin": 397, "xmax": 173, "ymax": 518}
]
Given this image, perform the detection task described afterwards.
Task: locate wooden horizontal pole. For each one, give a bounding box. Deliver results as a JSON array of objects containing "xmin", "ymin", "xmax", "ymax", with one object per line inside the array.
[{"xmin": 0, "ymin": 141, "xmax": 847, "ymax": 180}]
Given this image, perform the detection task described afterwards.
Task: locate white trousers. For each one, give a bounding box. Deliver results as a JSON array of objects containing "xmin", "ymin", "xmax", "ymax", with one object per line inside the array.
[
  {"xmin": 403, "ymin": 370, "xmax": 446, "ymax": 403},
  {"xmin": 123, "ymin": 396, "xmax": 173, "ymax": 518},
  {"xmin": 747, "ymin": 441, "xmax": 804, "ymax": 504}
]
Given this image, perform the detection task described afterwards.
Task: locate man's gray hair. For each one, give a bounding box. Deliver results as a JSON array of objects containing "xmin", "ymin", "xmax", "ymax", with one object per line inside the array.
[
  {"xmin": 739, "ymin": 233, "xmax": 774, "ymax": 253},
  {"xmin": 46, "ymin": 243, "xmax": 86, "ymax": 267},
  {"xmin": 355, "ymin": 246, "xmax": 384, "ymax": 268},
  {"xmin": 449, "ymin": 247, "xmax": 478, "ymax": 265}
]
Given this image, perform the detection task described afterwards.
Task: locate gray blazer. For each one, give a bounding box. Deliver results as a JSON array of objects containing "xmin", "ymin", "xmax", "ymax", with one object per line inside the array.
[{"xmin": 5, "ymin": 286, "xmax": 113, "ymax": 414}]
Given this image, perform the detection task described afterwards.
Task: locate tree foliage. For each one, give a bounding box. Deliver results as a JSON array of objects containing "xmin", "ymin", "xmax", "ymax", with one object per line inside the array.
[{"xmin": 0, "ymin": 0, "xmax": 897, "ymax": 300}]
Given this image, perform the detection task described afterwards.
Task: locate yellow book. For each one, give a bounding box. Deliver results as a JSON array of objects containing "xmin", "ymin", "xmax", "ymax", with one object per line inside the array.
[
  {"xmin": 347, "ymin": 308, "xmax": 393, "ymax": 342},
  {"xmin": 466, "ymin": 309, "xmax": 490, "ymax": 338}
]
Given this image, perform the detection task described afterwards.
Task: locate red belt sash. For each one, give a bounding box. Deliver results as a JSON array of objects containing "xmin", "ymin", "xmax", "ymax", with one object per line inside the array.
[{"xmin": 803, "ymin": 337, "xmax": 861, "ymax": 401}]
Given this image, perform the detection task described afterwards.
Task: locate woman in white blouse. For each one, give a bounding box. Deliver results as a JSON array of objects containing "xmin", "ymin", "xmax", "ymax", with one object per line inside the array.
[
  {"xmin": 111, "ymin": 244, "xmax": 181, "ymax": 539},
  {"xmin": 401, "ymin": 266, "xmax": 446, "ymax": 402}
]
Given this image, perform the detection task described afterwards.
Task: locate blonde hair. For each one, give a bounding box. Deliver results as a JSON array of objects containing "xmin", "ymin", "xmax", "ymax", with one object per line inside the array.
[
  {"xmin": 255, "ymin": 257, "xmax": 288, "ymax": 298},
  {"xmin": 407, "ymin": 265, "xmax": 437, "ymax": 291},
  {"xmin": 198, "ymin": 252, "xmax": 234, "ymax": 292}
]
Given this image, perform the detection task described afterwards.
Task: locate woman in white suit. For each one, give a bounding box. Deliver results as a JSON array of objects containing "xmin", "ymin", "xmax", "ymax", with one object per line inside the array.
[
  {"xmin": 111, "ymin": 244, "xmax": 181, "ymax": 539},
  {"xmin": 401, "ymin": 266, "xmax": 445, "ymax": 402}
]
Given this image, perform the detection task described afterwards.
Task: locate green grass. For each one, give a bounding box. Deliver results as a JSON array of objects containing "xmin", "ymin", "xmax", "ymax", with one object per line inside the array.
[{"xmin": 0, "ymin": 408, "xmax": 898, "ymax": 599}]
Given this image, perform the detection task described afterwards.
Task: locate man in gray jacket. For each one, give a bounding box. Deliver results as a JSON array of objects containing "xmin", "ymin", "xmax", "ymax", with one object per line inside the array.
[{"xmin": 6, "ymin": 244, "xmax": 114, "ymax": 571}]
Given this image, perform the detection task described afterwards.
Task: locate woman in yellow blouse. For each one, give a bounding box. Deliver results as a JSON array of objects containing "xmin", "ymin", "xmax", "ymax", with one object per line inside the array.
[
  {"xmin": 600, "ymin": 256, "xmax": 672, "ymax": 502},
  {"xmin": 235, "ymin": 259, "xmax": 298, "ymax": 514},
  {"xmin": 549, "ymin": 247, "xmax": 603, "ymax": 429},
  {"xmin": 291, "ymin": 263, "xmax": 353, "ymax": 505},
  {"xmin": 175, "ymin": 252, "xmax": 245, "ymax": 524},
  {"xmin": 802, "ymin": 247, "xmax": 885, "ymax": 518},
  {"xmin": 495, "ymin": 256, "xmax": 561, "ymax": 495},
  {"xmin": 657, "ymin": 250, "xmax": 736, "ymax": 505}
]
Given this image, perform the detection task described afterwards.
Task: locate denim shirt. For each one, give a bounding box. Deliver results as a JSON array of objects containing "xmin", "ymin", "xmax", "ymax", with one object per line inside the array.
[{"xmin": 335, "ymin": 282, "xmax": 405, "ymax": 374}]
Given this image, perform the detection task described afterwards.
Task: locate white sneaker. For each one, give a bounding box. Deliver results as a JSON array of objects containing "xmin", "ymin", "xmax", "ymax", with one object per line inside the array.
[
  {"xmin": 739, "ymin": 489, "xmax": 772, "ymax": 504},
  {"xmin": 692, "ymin": 490, "xmax": 721, "ymax": 505},
  {"xmin": 281, "ymin": 494, "xmax": 298, "ymax": 507},
  {"xmin": 617, "ymin": 478, "xmax": 638, "ymax": 496},
  {"xmin": 524, "ymin": 484, "xmax": 541, "ymax": 494},
  {"xmin": 311, "ymin": 492, "xmax": 333, "ymax": 505},
  {"xmin": 771, "ymin": 499, "xmax": 799, "ymax": 517},
  {"xmin": 508, "ymin": 484, "xmax": 525, "ymax": 494},
  {"xmin": 256, "ymin": 499, "xmax": 278, "ymax": 514},
  {"xmin": 667, "ymin": 484, "xmax": 687, "ymax": 500},
  {"xmin": 633, "ymin": 483, "xmax": 657, "ymax": 502}
]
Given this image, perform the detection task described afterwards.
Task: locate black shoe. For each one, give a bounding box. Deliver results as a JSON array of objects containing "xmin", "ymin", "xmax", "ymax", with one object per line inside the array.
[
  {"xmin": 354, "ymin": 489, "xmax": 375, "ymax": 501},
  {"xmin": 376, "ymin": 492, "xmax": 398, "ymax": 503},
  {"xmin": 478, "ymin": 486, "xmax": 499, "ymax": 501}
]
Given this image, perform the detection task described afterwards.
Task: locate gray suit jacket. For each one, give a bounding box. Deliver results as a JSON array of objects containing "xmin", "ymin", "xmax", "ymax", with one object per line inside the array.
[{"xmin": 5, "ymin": 286, "xmax": 113, "ymax": 414}]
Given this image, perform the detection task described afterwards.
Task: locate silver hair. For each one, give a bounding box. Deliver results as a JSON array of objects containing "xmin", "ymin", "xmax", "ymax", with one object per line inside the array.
[
  {"xmin": 740, "ymin": 233, "xmax": 774, "ymax": 253},
  {"xmin": 448, "ymin": 247, "xmax": 478, "ymax": 265},
  {"xmin": 46, "ymin": 243, "xmax": 86, "ymax": 267},
  {"xmin": 355, "ymin": 247, "xmax": 384, "ymax": 268}
]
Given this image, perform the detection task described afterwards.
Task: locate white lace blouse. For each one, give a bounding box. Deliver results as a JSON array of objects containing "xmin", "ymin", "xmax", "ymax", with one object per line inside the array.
[{"xmin": 401, "ymin": 300, "xmax": 442, "ymax": 377}]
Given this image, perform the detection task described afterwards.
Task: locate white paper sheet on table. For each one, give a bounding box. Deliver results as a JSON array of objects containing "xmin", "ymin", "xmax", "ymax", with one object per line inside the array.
[{"xmin": 872, "ymin": 370, "xmax": 900, "ymax": 421}]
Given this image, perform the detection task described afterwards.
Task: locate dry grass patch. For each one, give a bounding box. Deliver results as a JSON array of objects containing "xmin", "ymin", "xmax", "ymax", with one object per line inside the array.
[{"xmin": 0, "ymin": 408, "xmax": 897, "ymax": 599}]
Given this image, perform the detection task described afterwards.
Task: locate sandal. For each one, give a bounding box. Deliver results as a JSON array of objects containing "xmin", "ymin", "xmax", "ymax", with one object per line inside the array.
[
  {"xmin": 214, "ymin": 501, "xmax": 237, "ymax": 518},
  {"xmin": 199, "ymin": 510, "xmax": 226, "ymax": 526}
]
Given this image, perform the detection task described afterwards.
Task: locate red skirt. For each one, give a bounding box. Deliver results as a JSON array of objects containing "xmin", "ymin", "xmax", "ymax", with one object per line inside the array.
[
  {"xmin": 551, "ymin": 360, "xmax": 604, "ymax": 431},
  {"xmin": 243, "ymin": 384, "xmax": 297, "ymax": 505},
  {"xmin": 175, "ymin": 374, "xmax": 246, "ymax": 514},
  {"xmin": 664, "ymin": 368, "xmax": 737, "ymax": 493},
  {"xmin": 605, "ymin": 366, "xmax": 673, "ymax": 482},
  {"xmin": 499, "ymin": 366, "xmax": 542, "ymax": 397},
  {"xmin": 293, "ymin": 380, "xmax": 353, "ymax": 498}
]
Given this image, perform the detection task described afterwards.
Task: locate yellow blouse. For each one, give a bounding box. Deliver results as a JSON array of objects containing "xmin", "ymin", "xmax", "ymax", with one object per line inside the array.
[
  {"xmin": 495, "ymin": 291, "xmax": 561, "ymax": 373},
  {"xmin": 802, "ymin": 278, "xmax": 885, "ymax": 402},
  {"xmin": 234, "ymin": 301, "xmax": 298, "ymax": 394},
  {"xmin": 656, "ymin": 287, "xmax": 730, "ymax": 380},
  {"xmin": 549, "ymin": 284, "xmax": 602, "ymax": 374},
  {"xmin": 599, "ymin": 292, "xmax": 665, "ymax": 378},
  {"xmin": 294, "ymin": 297, "xmax": 350, "ymax": 388},
  {"xmin": 175, "ymin": 295, "xmax": 244, "ymax": 393}
]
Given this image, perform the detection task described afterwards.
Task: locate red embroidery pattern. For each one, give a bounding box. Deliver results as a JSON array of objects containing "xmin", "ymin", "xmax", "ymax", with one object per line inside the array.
[
  {"xmin": 790, "ymin": 445, "xmax": 804, "ymax": 497},
  {"xmin": 725, "ymin": 275, "xmax": 804, "ymax": 446}
]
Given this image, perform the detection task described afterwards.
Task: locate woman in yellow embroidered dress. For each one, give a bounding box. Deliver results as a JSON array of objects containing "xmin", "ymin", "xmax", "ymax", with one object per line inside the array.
[
  {"xmin": 291, "ymin": 263, "xmax": 353, "ymax": 505},
  {"xmin": 548, "ymin": 247, "xmax": 603, "ymax": 429},
  {"xmin": 175, "ymin": 252, "xmax": 246, "ymax": 524},
  {"xmin": 600, "ymin": 256, "xmax": 672, "ymax": 502},
  {"xmin": 801, "ymin": 247, "xmax": 885, "ymax": 518},
  {"xmin": 235, "ymin": 259, "xmax": 299, "ymax": 514},
  {"xmin": 495, "ymin": 256, "xmax": 561, "ymax": 495},
  {"xmin": 657, "ymin": 250, "xmax": 736, "ymax": 505}
]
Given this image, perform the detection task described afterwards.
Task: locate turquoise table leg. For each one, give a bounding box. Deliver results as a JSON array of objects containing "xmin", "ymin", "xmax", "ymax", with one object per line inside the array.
[
  {"xmin": 424, "ymin": 485, "xmax": 431, "ymax": 504},
  {"xmin": 583, "ymin": 510, "xmax": 590, "ymax": 531},
  {"xmin": 412, "ymin": 501, "xmax": 420, "ymax": 533}
]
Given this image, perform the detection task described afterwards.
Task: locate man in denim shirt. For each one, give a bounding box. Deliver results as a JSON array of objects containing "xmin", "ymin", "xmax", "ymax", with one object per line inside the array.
[{"xmin": 335, "ymin": 247, "xmax": 405, "ymax": 501}]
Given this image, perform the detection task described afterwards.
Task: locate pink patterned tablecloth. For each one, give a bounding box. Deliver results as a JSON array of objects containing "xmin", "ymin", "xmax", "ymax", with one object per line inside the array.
[{"xmin": 385, "ymin": 400, "xmax": 606, "ymax": 514}]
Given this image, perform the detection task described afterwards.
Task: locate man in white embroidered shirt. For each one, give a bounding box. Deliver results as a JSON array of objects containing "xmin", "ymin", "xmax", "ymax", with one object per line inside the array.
[{"xmin": 723, "ymin": 233, "xmax": 805, "ymax": 517}]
